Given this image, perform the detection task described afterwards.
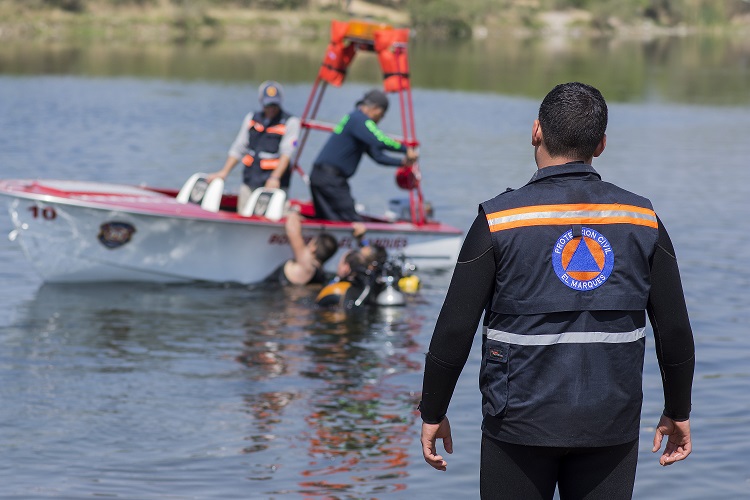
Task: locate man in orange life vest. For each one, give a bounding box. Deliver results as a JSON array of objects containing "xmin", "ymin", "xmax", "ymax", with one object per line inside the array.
[
  {"xmin": 207, "ymin": 80, "xmax": 301, "ymax": 210},
  {"xmin": 309, "ymin": 89, "xmax": 418, "ymax": 222}
]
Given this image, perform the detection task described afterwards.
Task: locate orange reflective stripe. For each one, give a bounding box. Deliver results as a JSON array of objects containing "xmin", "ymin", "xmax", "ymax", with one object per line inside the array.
[
  {"xmin": 259, "ymin": 158, "xmax": 280, "ymax": 170},
  {"xmin": 242, "ymin": 154, "xmax": 254, "ymax": 167},
  {"xmin": 265, "ymin": 124, "xmax": 287, "ymax": 135},
  {"xmin": 250, "ymin": 120, "xmax": 264, "ymax": 132},
  {"xmin": 485, "ymin": 203, "xmax": 657, "ymax": 232}
]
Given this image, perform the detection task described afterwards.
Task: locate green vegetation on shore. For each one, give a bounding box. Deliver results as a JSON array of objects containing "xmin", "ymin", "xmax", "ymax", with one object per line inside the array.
[{"xmin": 1, "ymin": 0, "xmax": 749, "ymax": 43}]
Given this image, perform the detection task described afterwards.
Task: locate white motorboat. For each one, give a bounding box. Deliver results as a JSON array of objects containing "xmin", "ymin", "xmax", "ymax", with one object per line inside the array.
[{"xmin": 1, "ymin": 178, "xmax": 462, "ymax": 284}]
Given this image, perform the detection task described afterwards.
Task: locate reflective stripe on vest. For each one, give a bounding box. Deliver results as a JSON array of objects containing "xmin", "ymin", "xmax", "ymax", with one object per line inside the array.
[
  {"xmin": 485, "ymin": 203, "xmax": 657, "ymax": 232},
  {"xmin": 265, "ymin": 123, "xmax": 287, "ymax": 135},
  {"xmin": 259, "ymin": 158, "xmax": 280, "ymax": 170},
  {"xmin": 248, "ymin": 120, "xmax": 286, "ymax": 137},
  {"xmin": 242, "ymin": 155, "xmax": 279, "ymax": 170},
  {"xmin": 486, "ymin": 327, "xmax": 646, "ymax": 345}
]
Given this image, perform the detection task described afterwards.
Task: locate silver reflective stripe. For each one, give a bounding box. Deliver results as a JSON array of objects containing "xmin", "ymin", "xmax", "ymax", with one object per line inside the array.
[{"xmin": 485, "ymin": 328, "xmax": 645, "ymax": 345}]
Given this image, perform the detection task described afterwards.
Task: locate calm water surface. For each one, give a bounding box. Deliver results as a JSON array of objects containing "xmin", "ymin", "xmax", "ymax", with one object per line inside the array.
[{"xmin": 1, "ymin": 41, "xmax": 749, "ymax": 498}]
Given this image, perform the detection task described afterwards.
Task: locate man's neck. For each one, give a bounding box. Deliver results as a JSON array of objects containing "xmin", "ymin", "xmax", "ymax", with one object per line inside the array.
[{"xmin": 536, "ymin": 151, "xmax": 592, "ymax": 169}]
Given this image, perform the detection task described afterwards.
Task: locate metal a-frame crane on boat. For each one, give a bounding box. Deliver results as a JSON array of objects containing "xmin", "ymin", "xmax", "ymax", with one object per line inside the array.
[{"xmin": 292, "ymin": 20, "xmax": 428, "ymax": 225}]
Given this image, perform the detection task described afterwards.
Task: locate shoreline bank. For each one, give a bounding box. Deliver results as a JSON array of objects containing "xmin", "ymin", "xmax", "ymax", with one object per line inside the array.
[{"xmin": 1, "ymin": 2, "xmax": 749, "ymax": 45}]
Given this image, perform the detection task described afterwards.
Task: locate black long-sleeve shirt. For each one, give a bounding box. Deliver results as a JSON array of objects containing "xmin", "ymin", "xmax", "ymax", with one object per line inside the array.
[
  {"xmin": 313, "ymin": 109, "xmax": 406, "ymax": 178},
  {"xmin": 419, "ymin": 208, "xmax": 695, "ymax": 424}
]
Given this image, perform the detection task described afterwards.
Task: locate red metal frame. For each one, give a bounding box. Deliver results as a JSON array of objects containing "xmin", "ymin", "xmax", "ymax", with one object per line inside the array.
[{"xmin": 291, "ymin": 26, "xmax": 427, "ymax": 225}]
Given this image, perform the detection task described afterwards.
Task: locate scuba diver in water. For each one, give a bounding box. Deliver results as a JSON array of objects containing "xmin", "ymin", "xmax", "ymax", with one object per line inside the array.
[
  {"xmin": 264, "ymin": 211, "xmax": 339, "ymax": 285},
  {"xmin": 316, "ymin": 243, "xmax": 419, "ymax": 310}
]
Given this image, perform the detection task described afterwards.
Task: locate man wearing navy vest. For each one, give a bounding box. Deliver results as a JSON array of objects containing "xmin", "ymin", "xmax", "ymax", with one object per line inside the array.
[
  {"xmin": 208, "ymin": 80, "xmax": 301, "ymax": 210},
  {"xmin": 419, "ymin": 82, "xmax": 694, "ymax": 499}
]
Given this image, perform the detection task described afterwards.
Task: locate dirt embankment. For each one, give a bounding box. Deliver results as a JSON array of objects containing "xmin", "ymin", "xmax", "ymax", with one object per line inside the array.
[
  {"xmin": 1, "ymin": 0, "xmax": 747, "ymax": 43},
  {"xmin": 0, "ymin": 0, "xmax": 408, "ymax": 43}
]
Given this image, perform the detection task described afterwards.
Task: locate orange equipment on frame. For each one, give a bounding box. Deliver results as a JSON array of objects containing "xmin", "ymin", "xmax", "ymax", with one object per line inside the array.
[
  {"xmin": 317, "ymin": 20, "xmax": 358, "ymax": 87},
  {"xmin": 293, "ymin": 19, "xmax": 427, "ymax": 225}
]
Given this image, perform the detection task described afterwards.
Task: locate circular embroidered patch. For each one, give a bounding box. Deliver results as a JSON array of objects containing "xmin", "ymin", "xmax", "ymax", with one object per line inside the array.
[
  {"xmin": 98, "ymin": 221, "xmax": 136, "ymax": 249},
  {"xmin": 552, "ymin": 227, "xmax": 614, "ymax": 290}
]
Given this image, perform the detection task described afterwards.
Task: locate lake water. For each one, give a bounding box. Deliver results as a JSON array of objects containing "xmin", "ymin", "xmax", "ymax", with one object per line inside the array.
[{"xmin": 1, "ymin": 38, "xmax": 750, "ymax": 499}]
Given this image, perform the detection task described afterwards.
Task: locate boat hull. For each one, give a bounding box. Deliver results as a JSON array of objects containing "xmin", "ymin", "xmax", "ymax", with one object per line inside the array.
[{"xmin": 2, "ymin": 179, "xmax": 462, "ymax": 284}]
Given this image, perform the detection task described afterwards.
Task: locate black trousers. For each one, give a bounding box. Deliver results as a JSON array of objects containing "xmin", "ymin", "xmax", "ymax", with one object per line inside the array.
[
  {"xmin": 480, "ymin": 434, "xmax": 639, "ymax": 500},
  {"xmin": 309, "ymin": 163, "xmax": 362, "ymax": 222}
]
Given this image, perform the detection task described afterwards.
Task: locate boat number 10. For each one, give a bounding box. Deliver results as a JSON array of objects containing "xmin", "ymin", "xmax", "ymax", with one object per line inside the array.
[{"xmin": 28, "ymin": 205, "xmax": 57, "ymax": 220}]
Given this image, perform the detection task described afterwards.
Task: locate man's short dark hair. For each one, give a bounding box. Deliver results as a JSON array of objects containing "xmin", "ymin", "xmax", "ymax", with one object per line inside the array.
[
  {"xmin": 367, "ymin": 244, "xmax": 388, "ymax": 270},
  {"xmin": 538, "ymin": 82, "xmax": 608, "ymax": 160},
  {"xmin": 344, "ymin": 249, "xmax": 369, "ymax": 277},
  {"xmin": 314, "ymin": 233, "xmax": 338, "ymax": 263}
]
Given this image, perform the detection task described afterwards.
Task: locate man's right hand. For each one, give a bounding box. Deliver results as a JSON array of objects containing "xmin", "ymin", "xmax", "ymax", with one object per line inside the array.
[{"xmin": 205, "ymin": 172, "xmax": 224, "ymax": 183}]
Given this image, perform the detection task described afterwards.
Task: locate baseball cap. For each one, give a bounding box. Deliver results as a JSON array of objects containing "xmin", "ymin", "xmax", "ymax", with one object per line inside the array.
[
  {"xmin": 356, "ymin": 89, "xmax": 389, "ymax": 112},
  {"xmin": 259, "ymin": 80, "xmax": 283, "ymax": 107}
]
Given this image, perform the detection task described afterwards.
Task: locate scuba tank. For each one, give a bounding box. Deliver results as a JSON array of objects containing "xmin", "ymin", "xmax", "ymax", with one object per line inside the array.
[
  {"xmin": 315, "ymin": 253, "xmax": 419, "ymax": 309},
  {"xmin": 374, "ymin": 254, "xmax": 418, "ymax": 306},
  {"xmin": 375, "ymin": 273, "xmax": 405, "ymax": 306}
]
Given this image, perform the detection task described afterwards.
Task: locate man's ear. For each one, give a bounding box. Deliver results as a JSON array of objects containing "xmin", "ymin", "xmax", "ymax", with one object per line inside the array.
[
  {"xmin": 593, "ymin": 134, "xmax": 607, "ymax": 158},
  {"xmin": 532, "ymin": 119, "xmax": 543, "ymax": 147}
]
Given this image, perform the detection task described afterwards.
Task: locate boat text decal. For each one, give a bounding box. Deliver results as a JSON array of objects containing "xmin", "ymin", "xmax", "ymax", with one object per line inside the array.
[
  {"xmin": 268, "ymin": 233, "xmax": 408, "ymax": 250},
  {"xmin": 28, "ymin": 205, "xmax": 57, "ymax": 220}
]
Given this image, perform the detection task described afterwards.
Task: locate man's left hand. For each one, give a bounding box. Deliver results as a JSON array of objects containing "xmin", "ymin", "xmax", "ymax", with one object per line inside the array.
[
  {"xmin": 652, "ymin": 414, "xmax": 692, "ymax": 466},
  {"xmin": 265, "ymin": 177, "xmax": 281, "ymax": 190},
  {"xmin": 404, "ymin": 147, "xmax": 418, "ymax": 165}
]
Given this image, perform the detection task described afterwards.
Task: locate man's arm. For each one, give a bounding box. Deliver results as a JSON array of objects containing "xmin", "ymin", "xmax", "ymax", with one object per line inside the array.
[
  {"xmin": 647, "ymin": 216, "xmax": 695, "ymax": 466},
  {"xmin": 207, "ymin": 113, "xmax": 252, "ymax": 182},
  {"xmin": 265, "ymin": 116, "xmax": 300, "ymax": 189},
  {"xmin": 346, "ymin": 113, "xmax": 410, "ymax": 166},
  {"xmin": 420, "ymin": 210, "xmax": 495, "ymax": 469},
  {"xmin": 264, "ymin": 154, "xmax": 291, "ymax": 190},
  {"xmin": 285, "ymin": 211, "xmax": 309, "ymax": 264}
]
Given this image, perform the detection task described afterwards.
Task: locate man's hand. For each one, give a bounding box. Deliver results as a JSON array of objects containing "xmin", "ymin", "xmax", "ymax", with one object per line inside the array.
[
  {"xmin": 652, "ymin": 415, "xmax": 692, "ymax": 466},
  {"xmin": 404, "ymin": 147, "xmax": 418, "ymax": 166},
  {"xmin": 265, "ymin": 177, "xmax": 281, "ymax": 190},
  {"xmin": 421, "ymin": 417, "xmax": 453, "ymax": 471},
  {"xmin": 352, "ymin": 222, "xmax": 367, "ymax": 240},
  {"xmin": 205, "ymin": 172, "xmax": 225, "ymax": 183}
]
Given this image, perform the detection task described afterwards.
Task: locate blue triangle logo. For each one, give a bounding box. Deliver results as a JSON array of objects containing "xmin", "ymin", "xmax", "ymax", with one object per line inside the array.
[{"xmin": 565, "ymin": 238, "xmax": 601, "ymax": 272}]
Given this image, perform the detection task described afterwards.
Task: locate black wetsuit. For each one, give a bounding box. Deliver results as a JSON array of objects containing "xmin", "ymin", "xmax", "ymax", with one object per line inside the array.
[
  {"xmin": 310, "ymin": 109, "xmax": 406, "ymax": 221},
  {"xmin": 420, "ymin": 208, "xmax": 695, "ymax": 499},
  {"xmin": 264, "ymin": 261, "xmax": 328, "ymax": 286}
]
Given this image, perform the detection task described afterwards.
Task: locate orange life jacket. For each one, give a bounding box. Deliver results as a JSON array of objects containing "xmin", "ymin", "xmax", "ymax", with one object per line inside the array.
[
  {"xmin": 318, "ymin": 20, "xmax": 357, "ymax": 87},
  {"xmin": 374, "ymin": 29, "xmax": 410, "ymax": 92}
]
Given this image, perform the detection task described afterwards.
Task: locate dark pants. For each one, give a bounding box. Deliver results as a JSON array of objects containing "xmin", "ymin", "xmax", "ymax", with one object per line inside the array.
[
  {"xmin": 309, "ymin": 163, "xmax": 362, "ymax": 222},
  {"xmin": 480, "ymin": 435, "xmax": 639, "ymax": 500}
]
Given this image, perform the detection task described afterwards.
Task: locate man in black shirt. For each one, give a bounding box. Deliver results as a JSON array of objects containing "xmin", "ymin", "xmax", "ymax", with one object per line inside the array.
[{"xmin": 309, "ymin": 89, "xmax": 418, "ymax": 221}]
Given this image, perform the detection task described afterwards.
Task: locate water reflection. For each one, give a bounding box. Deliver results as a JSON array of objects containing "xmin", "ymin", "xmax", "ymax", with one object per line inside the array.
[
  {"xmin": 2, "ymin": 34, "xmax": 748, "ymax": 105},
  {"xmin": 9, "ymin": 281, "xmax": 428, "ymax": 495},
  {"xmin": 298, "ymin": 304, "xmax": 422, "ymax": 497},
  {"xmin": 235, "ymin": 284, "xmax": 424, "ymax": 496}
]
